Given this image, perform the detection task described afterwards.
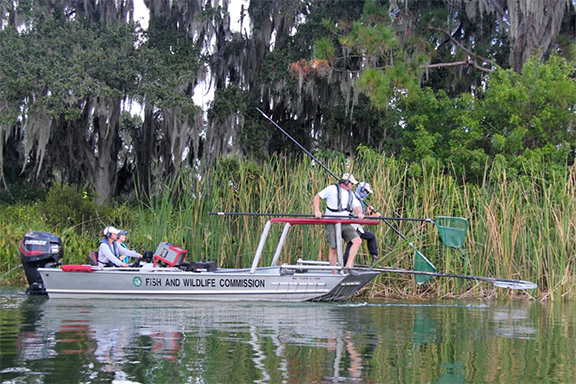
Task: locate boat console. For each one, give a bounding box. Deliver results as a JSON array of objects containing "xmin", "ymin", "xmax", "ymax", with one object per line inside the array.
[{"xmin": 152, "ymin": 242, "xmax": 188, "ymax": 267}]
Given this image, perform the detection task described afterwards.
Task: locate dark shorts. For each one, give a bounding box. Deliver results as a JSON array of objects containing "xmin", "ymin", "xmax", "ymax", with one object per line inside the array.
[{"xmin": 325, "ymin": 223, "xmax": 359, "ymax": 248}]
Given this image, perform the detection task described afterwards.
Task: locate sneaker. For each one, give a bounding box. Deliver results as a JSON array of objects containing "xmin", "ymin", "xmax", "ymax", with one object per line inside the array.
[
  {"xmin": 371, "ymin": 255, "xmax": 379, "ymax": 265},
  {"xmin": 342, "ymin": 267, "xmax": 360, "ymax": 276}
]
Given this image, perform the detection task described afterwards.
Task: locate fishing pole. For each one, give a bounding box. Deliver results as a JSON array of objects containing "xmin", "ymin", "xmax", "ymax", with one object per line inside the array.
[
  {"xmin": 252, "ymin": 109, "xmax": 537, "ymax": 290},
  {"xmin": 257, "ymin": 107, "xmax": 373, "ymax": 203},
  {"xmin": 209, "ymin": 212, "xmax": 458, "ymax": 249},
  {"xmin": 210, "ymin": 211, "xmax": 426, "ymax": 221},
  {"xmin": 256, "ymin": 107, "xmax": 437, "ymax": 277},
  {"xmin": 256, "ymin": 109, "xmax": 469, "ymax": 266},
  {"xmin": 257, "ymin": 109, "xmax": 411, "ymax": 228},
  {"xmin": 210, "ymin": 211, "xmax": 381, "ymax": 222},
  {"xmin": 256, "ymin": 108, "xmax": 340, "ymax": 181},
  {"xmin": 256, "ymin": 107, "xmax": 424, "ymax": 242}
]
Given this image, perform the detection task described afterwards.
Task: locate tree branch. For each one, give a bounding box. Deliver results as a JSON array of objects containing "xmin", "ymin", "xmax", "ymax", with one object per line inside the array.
[
  {"xmin": 425, "ymin": 59, "xmax": 493, "ymax": 73},
  {"xmin": 429, "ymin": 25, "xmax": 499, "ymax": 72}
]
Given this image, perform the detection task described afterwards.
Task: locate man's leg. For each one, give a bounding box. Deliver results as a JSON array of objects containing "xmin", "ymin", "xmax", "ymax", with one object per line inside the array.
[
  {"xmin": 344, "ymin": 237, "xmax": 362, "ymax": 268},
  {"xmin": 328, "ymin": 247, "xmax": 338, "ymax": 266},
  {"xmin": 325, "ymin": 224, "xmax": 339, "ymax": 273},
  {"xmin": 343, "ymin": 241, "xmax": 353, "ymax": 266},
  {"xmin": 361, "ymin": 229, "xmax": 379, "ymax": 264},
  {"xmin": 341, "ymin": 225, "xmax": 362, "ymax": 268}
]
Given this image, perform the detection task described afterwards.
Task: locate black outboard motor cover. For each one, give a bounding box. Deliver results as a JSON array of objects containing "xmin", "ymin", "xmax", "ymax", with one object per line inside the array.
[{"xmin": 20, "ymin": 232, "xmax": 63, "ymax": 294}]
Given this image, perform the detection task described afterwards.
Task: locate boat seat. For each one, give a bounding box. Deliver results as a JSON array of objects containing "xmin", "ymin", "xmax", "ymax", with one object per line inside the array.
[{"xmin": 88, "ymin": 250, "xmax": 98, "ymax": 266}]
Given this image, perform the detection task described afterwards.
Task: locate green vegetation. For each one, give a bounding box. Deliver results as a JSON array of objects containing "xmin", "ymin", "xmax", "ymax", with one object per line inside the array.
[
  {"xmin": 1, "ymin": 153, "xmax": 574, "ymax": 301},
  {"xmin": 2, "ymin": 1, "xmax": 575, "ymax": 204}
]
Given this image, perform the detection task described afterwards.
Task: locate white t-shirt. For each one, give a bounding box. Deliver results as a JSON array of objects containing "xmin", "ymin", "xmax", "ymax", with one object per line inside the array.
[{"xmin": 317, "ymin": 184, "xmax": 361, "ymax": 217}]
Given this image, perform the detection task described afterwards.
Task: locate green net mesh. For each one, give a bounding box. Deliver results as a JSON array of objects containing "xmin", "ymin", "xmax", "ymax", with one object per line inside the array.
[
  {"xmin": 414, "ymin": 249, "xmax": 436, "ymax": 285},
  {"xmin": 433, "ymin": 217, "xmax": 468, "ymax": 249}
]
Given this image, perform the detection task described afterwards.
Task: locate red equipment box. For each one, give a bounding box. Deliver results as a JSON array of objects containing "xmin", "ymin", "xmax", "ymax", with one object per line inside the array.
[{"xmin": 153, "ymin": 242, "xmax": 187, "ymax": 267}]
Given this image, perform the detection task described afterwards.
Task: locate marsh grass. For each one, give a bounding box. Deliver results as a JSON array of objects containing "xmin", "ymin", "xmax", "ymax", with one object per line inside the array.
[{"xmin": 1, "ymin": 152, "xmax": 576, "ymax": 300}]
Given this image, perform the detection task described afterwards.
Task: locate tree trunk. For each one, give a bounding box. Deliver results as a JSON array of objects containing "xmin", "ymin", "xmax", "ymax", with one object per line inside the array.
[
  {"xmin": 134, "ymin": 102, "xmax": 157, "ymax": 197},
  {"xmin": 93, "ymin": 96, "xmax": 122, "ymax": 204}
]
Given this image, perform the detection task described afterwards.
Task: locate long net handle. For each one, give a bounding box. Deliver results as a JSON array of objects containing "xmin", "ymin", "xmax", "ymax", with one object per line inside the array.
[{"xmin": 357, "ymin": 266, "xmax": 537, "ymax": 290}]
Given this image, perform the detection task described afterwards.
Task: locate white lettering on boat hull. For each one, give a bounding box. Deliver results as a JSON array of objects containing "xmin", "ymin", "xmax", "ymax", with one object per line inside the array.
[
  {"xmin": 144, "ymin": 277, "xmax": 266, "ymax": 289},
  {"xmin": 219, "ymin": 278, "xmax": 266, "ymax": 288}
]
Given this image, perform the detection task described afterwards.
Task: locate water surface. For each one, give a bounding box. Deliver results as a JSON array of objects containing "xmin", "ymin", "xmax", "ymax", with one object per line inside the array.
[{"xmin": 0, "ymin": 287, "xmax": 574, "ymax": 383}]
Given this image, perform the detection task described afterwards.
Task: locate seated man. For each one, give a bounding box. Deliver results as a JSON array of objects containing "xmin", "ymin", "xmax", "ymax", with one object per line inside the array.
[
  {"xmin": 116, "ymin": 230, "xmax": 139, "ymax": 263},
  {"xmin": 98, "ymin": 226, "xmax": 142, "ymax": 267}
]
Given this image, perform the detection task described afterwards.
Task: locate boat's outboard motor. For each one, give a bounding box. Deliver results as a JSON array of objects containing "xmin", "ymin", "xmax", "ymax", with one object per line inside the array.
[{"xmin": 20, "ymin": 232, "xmax": 63, "ymax": 294}]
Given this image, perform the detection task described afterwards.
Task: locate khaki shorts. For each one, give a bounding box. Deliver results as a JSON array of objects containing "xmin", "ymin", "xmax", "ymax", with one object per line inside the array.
[{"xmin": 325, "ymin": 223, "xmax": 359, "ymax": 248}]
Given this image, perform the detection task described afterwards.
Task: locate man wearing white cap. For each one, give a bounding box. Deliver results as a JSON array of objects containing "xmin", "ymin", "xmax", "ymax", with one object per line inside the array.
[
  {"xmin": 313, "ymin": 173, "xmax": 364, "ymax": 273},
  {"xmin": 344, "ymin": 181, "xmax": 380, "ymax": 265},
  {"xmin": 98, "ymin": 226, "xmax": 142, "ymax": 267}
]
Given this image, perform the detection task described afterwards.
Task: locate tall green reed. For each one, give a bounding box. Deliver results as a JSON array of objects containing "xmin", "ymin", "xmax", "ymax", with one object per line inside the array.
[{"xmin": 3, "ymin": 151, "xmax": 576, "ymax": 300}]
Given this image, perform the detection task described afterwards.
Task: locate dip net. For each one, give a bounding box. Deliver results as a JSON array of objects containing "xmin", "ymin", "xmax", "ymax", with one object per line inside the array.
[
  {"xmin": 414, "ymin": 249, "xmax": 437, "ymax": 285},
  {"xmin": 433, "ymin": 217, "xmax": 468, "ymax": 249}
]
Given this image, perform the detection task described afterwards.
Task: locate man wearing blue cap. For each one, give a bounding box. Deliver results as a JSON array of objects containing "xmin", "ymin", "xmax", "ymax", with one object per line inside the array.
[
  {"xmin": 116, "ymin": 230, "xmax": 139, "ymax": 263},
  {"xmin": 344, "ymin": 181, "xmax": 380, "ymax": 265}
]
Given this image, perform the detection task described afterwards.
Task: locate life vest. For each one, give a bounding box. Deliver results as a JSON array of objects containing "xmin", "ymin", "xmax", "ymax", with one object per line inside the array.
[
  {"xmin": 98, "ymin": 239, "xmax": 119, "ymax": 267},
  {"xmin": 354, "ymin": 191, "xmax": 367, "ymax": 214},
  {"xmin": 327, "ymin": 183, "xmax": 354, "ymax": 213}
]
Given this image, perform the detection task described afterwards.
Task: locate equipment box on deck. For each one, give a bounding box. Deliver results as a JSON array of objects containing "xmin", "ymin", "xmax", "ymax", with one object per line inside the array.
[
  {"xmin": 153, "ymin": 242, "xmax": 187, "ymax": 266},
  {"xmin": 183, "ymin": 261, "xmax": 218, "ymax": 272}
]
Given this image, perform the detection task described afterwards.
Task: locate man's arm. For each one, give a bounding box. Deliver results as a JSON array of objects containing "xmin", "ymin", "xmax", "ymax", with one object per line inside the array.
[
  {"xmin": 366, "ymin": 205, "xmax": 380, "ymax": 217},
  {"xmin": 353, "ymin": 205, "xmax": 365, "ymax": 220},
  {"xmin": 313, "ymin": 194, "xmax": 323, "ymax": 218},
  {"xmin": 118, "ymin": 246, "xmax": 142, "ymax": 259}
]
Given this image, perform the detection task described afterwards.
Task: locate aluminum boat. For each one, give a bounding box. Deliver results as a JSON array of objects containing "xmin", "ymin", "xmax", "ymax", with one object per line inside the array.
[{"xmin": 24, "ymin": 218, "xmax": 381, "ymax": 301}]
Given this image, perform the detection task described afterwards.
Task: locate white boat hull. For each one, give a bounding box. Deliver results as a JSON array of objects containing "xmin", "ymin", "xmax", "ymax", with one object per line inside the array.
[{"xmin": 38, "ymin": 265, "xmax": 380, "ymax": 302}]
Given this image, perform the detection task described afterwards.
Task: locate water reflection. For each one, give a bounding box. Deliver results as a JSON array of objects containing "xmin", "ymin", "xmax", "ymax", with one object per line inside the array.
[
  {"xmin": 3, "ymin": 292, "xmax": 380, "ymax": 383},
  {"xmin": 413, "ymin": 307, "xmax": 439, "ymax": 346},
  {"xmin": 433, "ymin": 363, "xmax": 466, "ymax": 384},
  {"xmin": 0, "ymin": 289, "xmax": 573, "ymax": 383},
  {"xmin": 491, "ymin": 306, "xmax": 537, "ymax": 340},
  {"xmin": 324, "ymin": 330, "xmax": 363, "ymax": 382}
]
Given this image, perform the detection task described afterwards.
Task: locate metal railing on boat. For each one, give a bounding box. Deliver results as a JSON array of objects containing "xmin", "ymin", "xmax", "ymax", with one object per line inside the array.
[{"xmin": 250, "ymin": 218, "xmax": 379, "ymax": 274}]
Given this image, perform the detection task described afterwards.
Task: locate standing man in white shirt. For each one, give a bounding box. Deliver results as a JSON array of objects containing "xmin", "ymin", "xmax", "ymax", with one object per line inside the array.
[{"xmin": 313, "ymin": 173, "xmax": 365, "ymax": 273}]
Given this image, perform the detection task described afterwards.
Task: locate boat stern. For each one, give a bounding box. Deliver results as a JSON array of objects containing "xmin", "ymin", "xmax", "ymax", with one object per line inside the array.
[{"xmin": 311, "ymin": 270, "xmax": 380, "ymax": 301}]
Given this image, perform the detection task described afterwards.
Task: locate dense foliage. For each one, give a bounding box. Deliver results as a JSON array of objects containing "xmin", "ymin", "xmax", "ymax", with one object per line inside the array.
[{"xmin": 0, "ymin": 0, "xmax": 574, "ymax": 202}]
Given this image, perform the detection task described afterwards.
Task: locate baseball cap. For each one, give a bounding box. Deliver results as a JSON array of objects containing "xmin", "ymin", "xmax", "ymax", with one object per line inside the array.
[
  {"xmin": 341, "ymin": 173, "xmax": 358, "ymax": 185},
  {"xmin": 103, "ymin": 226, "xmax": 121, "ymax": 236},
  {"xmin": 358, "ymin": 181, "xmax": 373, "ymax": 194}
]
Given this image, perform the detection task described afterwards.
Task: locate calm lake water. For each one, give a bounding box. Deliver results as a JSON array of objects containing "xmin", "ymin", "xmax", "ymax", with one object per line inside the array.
[{"xmin": 0, "ymin": 287, "xmax": 575, "ymax": 384}]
